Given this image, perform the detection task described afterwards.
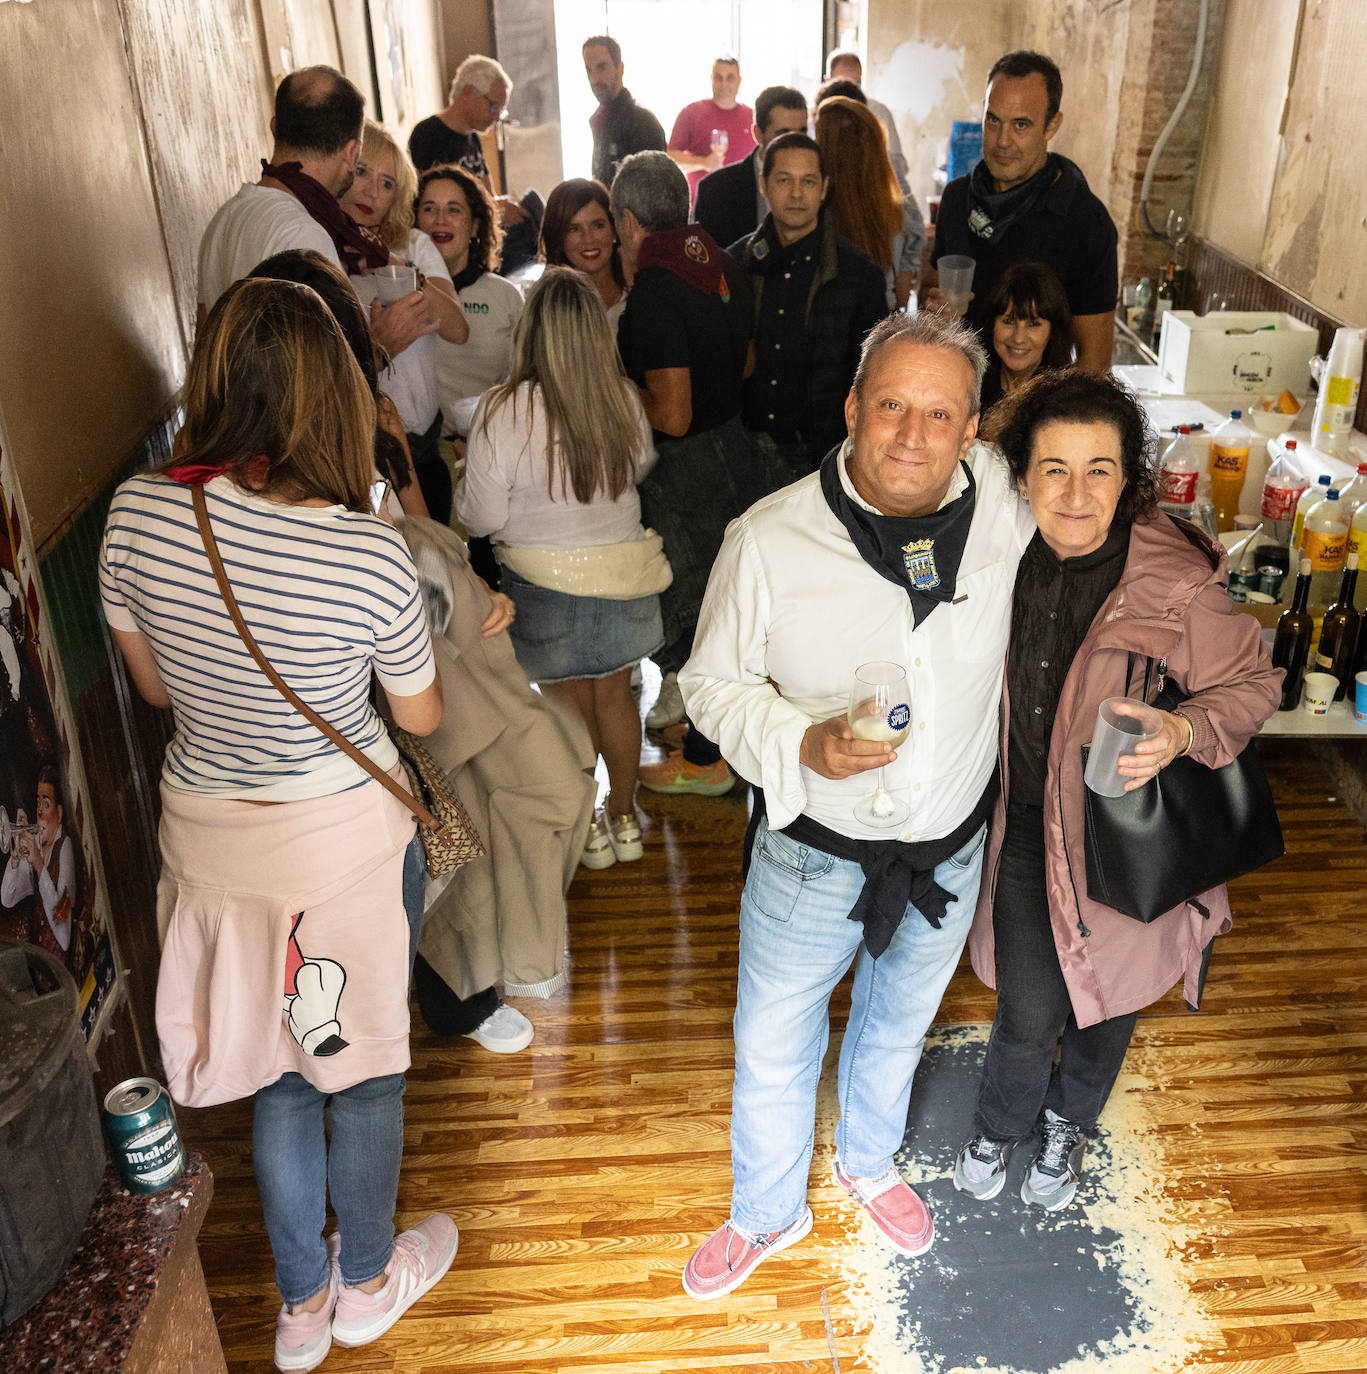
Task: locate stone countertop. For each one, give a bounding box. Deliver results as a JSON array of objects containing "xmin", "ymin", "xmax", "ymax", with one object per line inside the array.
[{"xmin": 0, "ymin": 1152, "xmax": 213, "ymax": 1370}]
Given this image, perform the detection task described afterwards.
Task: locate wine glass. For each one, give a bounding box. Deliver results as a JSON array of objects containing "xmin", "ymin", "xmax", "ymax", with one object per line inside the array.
[
  {"xmin": 1165, "ymin": 208, "xmax": 1188, "ymax": 250},
  {"xmin": 848, "ymin": 661, "xmax": 911, "ymax": 828}
]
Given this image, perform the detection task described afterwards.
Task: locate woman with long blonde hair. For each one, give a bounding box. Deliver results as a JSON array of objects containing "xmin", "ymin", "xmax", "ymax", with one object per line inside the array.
[
  {"xmin": 815, "ymin": 95, "xmax": 925, "ymax": 308},
  {"xmin": 457, "ymin": 267, "xmax": 664, "ymax": 869},
  {"xmin": 99, "ymin": 278, "xmax": 455, "ymax": 1371},
  {"xmin": 340, "ymin": 120, "xmax": 469, "ymax": 520}
]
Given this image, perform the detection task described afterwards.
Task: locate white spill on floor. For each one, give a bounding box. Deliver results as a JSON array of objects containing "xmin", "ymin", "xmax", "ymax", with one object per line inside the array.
[{"xmin": 814, "ymin": 1023, "xmax": 1218, "ymax": 1373}]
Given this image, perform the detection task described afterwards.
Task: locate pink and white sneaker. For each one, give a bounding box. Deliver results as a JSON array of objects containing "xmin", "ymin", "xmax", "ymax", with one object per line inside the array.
[
  {"xmin": 331, "ymin": 1213, "xmax": 459, "ymax": 1348},
  {"xmin": 273, "ymin": 1262, "xmax": 338, "ymax": 1372},
  {"xmin": 832, "ymin": 1156, "xmax": 934, "ymax": 1257}
]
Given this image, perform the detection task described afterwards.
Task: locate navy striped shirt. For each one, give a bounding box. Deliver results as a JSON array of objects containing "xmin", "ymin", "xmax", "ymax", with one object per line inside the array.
[{"xmin": 99, "ymin": 474, "xmax": 435, "ymax": 800}]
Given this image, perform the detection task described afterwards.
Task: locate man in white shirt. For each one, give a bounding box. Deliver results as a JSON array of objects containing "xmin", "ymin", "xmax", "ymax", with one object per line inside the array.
[
  {"xmin": 198, "ymin": 65, "xmax": 430, "ymax": 359},
  {"xmin": 678, "ymin": 310, "xmax": 1033, "ymax": 1300}
]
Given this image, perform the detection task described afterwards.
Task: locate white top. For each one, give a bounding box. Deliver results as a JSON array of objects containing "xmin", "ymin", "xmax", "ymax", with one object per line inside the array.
[
  {"xmin": 197, "ymin": 184, "xmax": 340, "ymax": 309},
  {"xmin": 458, "ymin": 381, "xmax": 656, "ymax": 548},
  {"xmin": 354, "ymin": 230, "xmax": 452, "ymax": 436},
  {"xmin": 99, "ymin": 474, "xmax": 435, "ymax": 801},
  {"xmin": 866, "ymin": 95, "xmax": 911, "ymax": 195},
  {"xmin": 434, "ymin": 271, "xmax": 525, "ymax": 434},
  {"xmin": 680, "ymin": 440, "xmax": 1034, "ymax": 840}
]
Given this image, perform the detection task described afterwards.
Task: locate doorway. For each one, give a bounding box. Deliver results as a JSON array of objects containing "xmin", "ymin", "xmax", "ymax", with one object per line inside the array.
[{"xmin": 552, "ymin": 0, "xmax": 825, "ymax": 183}]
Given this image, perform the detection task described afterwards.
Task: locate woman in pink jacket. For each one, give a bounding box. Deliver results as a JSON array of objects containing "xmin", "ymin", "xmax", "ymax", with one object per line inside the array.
[{"xmin": 953, "ymin": 371, "xmax": 1281, "ymax": 1212}]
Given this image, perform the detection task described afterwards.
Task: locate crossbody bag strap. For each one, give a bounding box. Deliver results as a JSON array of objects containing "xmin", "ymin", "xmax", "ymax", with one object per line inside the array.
[{"xmin": 190, "ymin": 484, "xmax": 437, "ymax": 829}]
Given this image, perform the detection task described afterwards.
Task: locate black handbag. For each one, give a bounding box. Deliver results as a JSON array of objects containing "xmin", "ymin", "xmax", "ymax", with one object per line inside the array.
[{"xmin": 1081, "ymin": 654, "xmax": 1284, "ymax": 922}]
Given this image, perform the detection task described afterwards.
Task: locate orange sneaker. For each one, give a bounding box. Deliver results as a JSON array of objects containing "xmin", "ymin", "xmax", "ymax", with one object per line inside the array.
[{"xmin": 638, "ymin": 751, "xmax": 735, "ymax": 796}]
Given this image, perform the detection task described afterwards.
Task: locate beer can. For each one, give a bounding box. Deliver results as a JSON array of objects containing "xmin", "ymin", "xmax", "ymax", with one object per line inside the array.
[
  {"xmin": 102, "ymin": 1077, "xmax": 185, "ymax": 1194},
  {"xmin": 1256, "ymin": 564, "xmax": 1285, "ymax": 600},
  {"xmin": 1228, "ymin": 568, "xmax": 1259, "ymax": 602}
]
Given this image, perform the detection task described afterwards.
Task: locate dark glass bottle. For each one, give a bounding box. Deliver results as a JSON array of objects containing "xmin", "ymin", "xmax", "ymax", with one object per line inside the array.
[
  {"xmin": 1316, "ymin": 551, "xmax": 1360, "ymax": 701},
  {"xmin": 1272, "ymin": 557, "xmax": 1314, "ymax": 711},
  {"xmin": 1152, "ymin": 264, "xmax": 1175, "ymax": 352}
]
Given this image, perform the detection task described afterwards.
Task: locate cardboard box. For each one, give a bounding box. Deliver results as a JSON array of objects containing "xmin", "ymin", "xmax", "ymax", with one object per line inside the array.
[{"xmin": 1157, "ymin": 311, "xmax": 1318, "ymax": 395}]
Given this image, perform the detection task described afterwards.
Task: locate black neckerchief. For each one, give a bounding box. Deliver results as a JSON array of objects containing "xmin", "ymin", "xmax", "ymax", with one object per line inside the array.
[
  {"xmin": 450, "ymin": 262, "xmax": 484, "ymax": 292},
  {"xmin": 820, "ymin": 448, "xmax": 977, "ymax": 627},
  {"xmin": 964, "ymin": 153, "xmax": 1057, "ymax": 243}
]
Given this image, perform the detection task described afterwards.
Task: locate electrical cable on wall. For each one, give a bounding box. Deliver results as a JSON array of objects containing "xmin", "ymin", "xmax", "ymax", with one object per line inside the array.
[{"xmin": 1139, "ymin": 0, "xmax": 1210, "ymax": 238}]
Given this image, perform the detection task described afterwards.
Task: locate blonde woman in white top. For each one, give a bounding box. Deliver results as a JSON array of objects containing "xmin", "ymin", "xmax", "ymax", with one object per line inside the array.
[{"xmin": 458, "ymin": 268, "xmax": 664, "ymax": 868}]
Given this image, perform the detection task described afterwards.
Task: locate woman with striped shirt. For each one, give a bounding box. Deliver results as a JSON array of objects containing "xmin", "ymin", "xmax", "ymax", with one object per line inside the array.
[{"xmin": 99, "ymin": 278, "xmax": 454, "ymax": 1372}]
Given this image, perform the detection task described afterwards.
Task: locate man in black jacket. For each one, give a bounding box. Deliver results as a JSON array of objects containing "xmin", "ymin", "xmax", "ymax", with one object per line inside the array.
[
  {"xmin": 694, "ymin": 86, "xmax": 807, "ymax": 252},
  {"xmin": 584, "ymin": 35, "xmax": 666, "ymax": 187},
  {"xmin": 732, "ymin": 133, "xmax": 888, "ymax": 476}
]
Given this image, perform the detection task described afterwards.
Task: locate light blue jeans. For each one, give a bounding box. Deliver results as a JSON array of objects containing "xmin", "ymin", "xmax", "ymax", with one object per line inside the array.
[
  {"xmin": 252, "ymin": 831, "xmax": 426, "ymax": 1304},
  {"xmin": 730, "ymin": 817, "xmax": 985, "ymax": 1234}
]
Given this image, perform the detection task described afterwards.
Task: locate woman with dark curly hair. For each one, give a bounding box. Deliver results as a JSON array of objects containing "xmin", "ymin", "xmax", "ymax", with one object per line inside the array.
[
  {"xmin": 980, "ymin": 260, "xmax": 1076, "ymax": 411},
  {"xmin": 953, "ymin": 370, "xmax": 1279, "ymax": 1214},
  {"xmin": 416, "ymin": 164, "xmax": 524, "ymax": 517}
]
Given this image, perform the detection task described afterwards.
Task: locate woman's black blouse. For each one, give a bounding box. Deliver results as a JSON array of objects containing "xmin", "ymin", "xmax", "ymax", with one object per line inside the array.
[{"xmin": 1006, "ymin": 520, "xmax": 1131, "ymax": 808}]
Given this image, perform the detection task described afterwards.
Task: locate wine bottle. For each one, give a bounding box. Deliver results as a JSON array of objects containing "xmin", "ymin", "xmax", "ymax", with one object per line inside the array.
[
  {"xmin": 1315, "ymin": 551, "xmax": 1360, "ymax": 701},
  {"xmin": 1271, "ymin": 557, "xmax": 1314, "ymax": 711}
]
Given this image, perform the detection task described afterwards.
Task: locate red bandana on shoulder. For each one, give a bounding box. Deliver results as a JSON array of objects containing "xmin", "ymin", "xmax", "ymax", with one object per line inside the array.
[{"xmin": 636, "ymin": 225, "xmax": 731, "ymax": 301}]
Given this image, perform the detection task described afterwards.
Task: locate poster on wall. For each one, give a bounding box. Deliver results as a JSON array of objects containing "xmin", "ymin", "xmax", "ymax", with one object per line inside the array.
[{"xmin": 0, "ymin": 443, "xmax": 117, "ymax": 1040}]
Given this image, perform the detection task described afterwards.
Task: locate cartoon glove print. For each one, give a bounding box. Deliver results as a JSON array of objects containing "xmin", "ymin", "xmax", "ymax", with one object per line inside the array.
[{"xmin": 284, "ymin": 912, "xmax": 349, "ymax": 1057}]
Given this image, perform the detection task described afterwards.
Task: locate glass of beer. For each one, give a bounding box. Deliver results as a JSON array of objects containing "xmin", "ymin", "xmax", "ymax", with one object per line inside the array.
[{"xmin": 848, "ymin": 661, "xmax": 911, "ymax": 827}]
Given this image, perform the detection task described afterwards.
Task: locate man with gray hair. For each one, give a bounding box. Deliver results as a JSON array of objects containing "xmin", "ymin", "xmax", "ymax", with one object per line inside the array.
[
  {"xmin": 677, "ymin": 310, "xmax": 1033, "ymax": 1298},
  {"xmin": 409, "ymin": 53, "xmax": 534, "ymax": 251},
  {"xmin": 608, "ymin": 152, "xmax": 761, "ymax": 785}
]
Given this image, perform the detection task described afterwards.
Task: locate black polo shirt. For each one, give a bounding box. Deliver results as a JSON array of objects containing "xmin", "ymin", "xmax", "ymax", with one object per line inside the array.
[
  {"xmin": 743, "ymin": 224, "xmax": 818, "ymax": 439},
  {"xmin": 933, "ymin": 153, "xmax": 1118, "ymax": 346},
  {"xmin": 618, "ymin": 255, "xmax": 753, "ymax": 440},
  {"xmin": 1007, "ymin": 521, "xmax": 1130, "ymax": 809}
]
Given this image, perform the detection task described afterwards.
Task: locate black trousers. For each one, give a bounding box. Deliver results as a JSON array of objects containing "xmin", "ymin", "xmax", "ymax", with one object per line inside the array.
[{"xmin": 973, "ymin": 803, "xmax": 1138, "ymax": 1138}]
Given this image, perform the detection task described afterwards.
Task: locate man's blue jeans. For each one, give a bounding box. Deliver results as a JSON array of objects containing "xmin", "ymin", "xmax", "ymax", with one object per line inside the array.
[
  {"xmin": 729, "ymin": 817, "xmax": 985, "ymax": 1235},
  {"xmin": 252, "ymin": 832, "xmax": 426, "ymax": 1304}
]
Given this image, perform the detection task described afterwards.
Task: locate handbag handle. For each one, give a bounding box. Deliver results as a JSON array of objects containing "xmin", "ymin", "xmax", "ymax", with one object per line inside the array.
[{"xmin": 190, "ymin": 484, "xmax": 440, "ymax": 831}]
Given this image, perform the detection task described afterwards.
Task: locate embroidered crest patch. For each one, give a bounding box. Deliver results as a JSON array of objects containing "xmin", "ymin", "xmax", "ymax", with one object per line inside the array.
[
  {"xmin": 684, "ymin": 234, "xmax": 711, "ymax": 263},
  {"xmin": 903, "ymin": 538, "xmax": 941, "ymax": 590},
  {"xmin": 752, "ymin": 238, "xmax": 769, "ymax": 260}
]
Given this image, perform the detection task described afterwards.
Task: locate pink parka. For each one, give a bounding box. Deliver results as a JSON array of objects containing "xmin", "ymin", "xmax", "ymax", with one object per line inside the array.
[{"xmin": 968, "ymin": 512, "xmax": 1283, "ymax": 1028}]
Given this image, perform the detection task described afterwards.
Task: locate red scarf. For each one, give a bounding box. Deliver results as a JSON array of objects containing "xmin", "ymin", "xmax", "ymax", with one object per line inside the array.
[
  {"xmin": 261, "ymin": 160, "xmax": 390, "ymax": 273},
  {"xmin": 636, "ymin": 226, "xmax": 731, "ymax": 301},
  {"xmin": 165, "ymin": 456, "xmax": 270, "ymax": 487}
]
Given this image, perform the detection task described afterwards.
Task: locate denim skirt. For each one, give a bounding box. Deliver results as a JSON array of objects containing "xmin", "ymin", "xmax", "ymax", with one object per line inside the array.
[{"xmin": 501, "ymin": 567, "xmax": 664, "ymax": 683}]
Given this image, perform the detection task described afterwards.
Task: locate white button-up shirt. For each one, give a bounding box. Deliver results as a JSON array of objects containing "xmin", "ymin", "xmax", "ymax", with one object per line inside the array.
[{"xmin": 681, "ymin": 441, "xmax": 1034, "ymax": 841}]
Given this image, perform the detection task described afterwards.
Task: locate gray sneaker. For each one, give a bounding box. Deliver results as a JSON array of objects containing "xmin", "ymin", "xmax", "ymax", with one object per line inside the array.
[
  {"xmin": 953, "ymin": 1134, "xmax": 1014, "ymax": 1200},
  {"xmin": 1020, "ymin": 1110, "xmax": 1086, "ymax": 1211}
]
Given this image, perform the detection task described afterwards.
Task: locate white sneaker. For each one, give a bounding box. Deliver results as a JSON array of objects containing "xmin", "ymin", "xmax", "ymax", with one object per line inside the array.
[
  {"xmin": 606, "ymin": 810, "xmax": 643, "ymax": 863},
  {"xmin": 645, "ymin": 671, "xmax": 685, "ymax": 730},
  {"xmin": 463, "ymin": 1003, "xmax": 533, "ymax": 1053},
  {"xmin": 580, "ymin": 813, "xmax": 616, "ymax": 869}
]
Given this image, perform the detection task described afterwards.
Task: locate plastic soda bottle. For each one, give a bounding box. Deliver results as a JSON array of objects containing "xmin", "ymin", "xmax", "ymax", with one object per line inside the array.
[
  {"xmin": 1209, "ymin": 409, "xmax": 1253, "ymax": 532},
  {"xmin": 1260, "ymin": 438, "xmax": 1306, "ymax": 544},
  {"xmin": 1157, "ymin": 426, "xmax": 1200, "ymax": 518},
  {"xmin": 1310, "ymin": 326, "xmax": 1365, "ymax": 457},
  {"xmin": 1190, "ymin": 474, "xmax": 1218, "ymax": 537},
  {"xmin": 1303, "ymin": 488, "xmax": 1348, "ymax": 603},
  {"xmin": 1291, "ymin": 474, "xmax": 1332, "ymax": 553},
  {"xmin": 1334, "ymin": 461, "xmax": 1367, "ymax": 528},
  {"xmin": 1350, "ymin": 501, "xmax": 1367, "ymax": 569}
]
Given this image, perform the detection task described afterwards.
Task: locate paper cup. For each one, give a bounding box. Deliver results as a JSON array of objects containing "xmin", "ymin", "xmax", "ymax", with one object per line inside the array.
[
  {"xmin": 1354, "ymin": 671, "xmax": 1367, "ymax": 723},
  {"xmin": 1083, "ymin": 697, "xmax": 1163, "ymax": 797},
  {"xmin": 372, "ymin": 264, "xmax": 416, "ymax": 304},
  {"xmin": 1301, "ymin": 671, "xmax": 1337, "ymax": 716}
]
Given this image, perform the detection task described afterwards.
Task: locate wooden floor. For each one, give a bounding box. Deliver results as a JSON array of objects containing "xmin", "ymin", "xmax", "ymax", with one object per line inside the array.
[{"xmin": 184, "ymin": 740, "xmax": 1367, "ymax": 1373}]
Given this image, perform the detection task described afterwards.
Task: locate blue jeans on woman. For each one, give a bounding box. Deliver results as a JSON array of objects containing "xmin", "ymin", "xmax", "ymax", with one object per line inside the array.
[
  {"xmin": 729, "ymin": 817, "xmax": 986, "ymax": 1235},
  {"xmin": 252, "ymin": 831, "xmax": 426, "ymax": 1304}
]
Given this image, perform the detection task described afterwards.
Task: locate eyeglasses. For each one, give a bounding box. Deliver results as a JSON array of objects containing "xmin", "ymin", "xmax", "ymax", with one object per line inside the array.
[{"xmin": 483, "ymin": 92, "xmax": 506, "ymax": 119}]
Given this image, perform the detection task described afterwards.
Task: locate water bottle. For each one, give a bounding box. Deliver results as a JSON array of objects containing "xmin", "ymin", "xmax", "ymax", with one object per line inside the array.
[
  {"xmin": 1310, "ymin": 326, "xmax": 1365, "ymax": 458},
  {"xmin": 1190, "ymin": 475, "xmax": 1218, "ymax": 538},
  {"xmin": 1158, "ymin": 426, "xmax": 1200, "ymax": 519}
]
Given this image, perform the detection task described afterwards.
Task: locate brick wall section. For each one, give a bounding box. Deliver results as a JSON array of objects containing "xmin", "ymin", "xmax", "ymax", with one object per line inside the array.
[{"xmin": 1018, "ymin": 0, "xmax": 1226, "ymax": 293}]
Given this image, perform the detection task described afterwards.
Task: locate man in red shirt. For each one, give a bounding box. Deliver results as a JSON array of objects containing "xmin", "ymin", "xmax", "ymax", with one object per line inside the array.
[{"xmin": 667, "ymin": 56, "xmax": 757, "ymax": 207}]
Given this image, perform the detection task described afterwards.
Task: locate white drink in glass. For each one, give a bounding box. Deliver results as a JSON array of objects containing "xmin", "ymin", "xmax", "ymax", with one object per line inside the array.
[{"xmin": 848, "ymin": 661, "xmax": 911, "ymax": 828}]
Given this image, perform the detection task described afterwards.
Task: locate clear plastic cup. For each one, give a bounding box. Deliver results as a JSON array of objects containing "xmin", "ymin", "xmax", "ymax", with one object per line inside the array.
[
  {"xmin": 937, "ymin": 254, "xmax": 975, "ymax": 319},
  {"xmin": 1083, "ymin": 697, "xmax": 1163, "ymax": 797},
  {"xmin": 372, "ymin": 264, "xmax": 417, "ymax": 304}
]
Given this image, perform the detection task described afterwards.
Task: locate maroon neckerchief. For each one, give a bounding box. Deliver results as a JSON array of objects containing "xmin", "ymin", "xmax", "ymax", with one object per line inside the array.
[
  {"xmin": 261, "ymin": 160, "xmax": 389, "ymax": 273},
  {"xmin": 636, "ymin": 225, "xmax": 731, "ymax": 301},
  {"xmin": 165, "ymin": 456, "xmax": 270, "ymax": 487}
]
